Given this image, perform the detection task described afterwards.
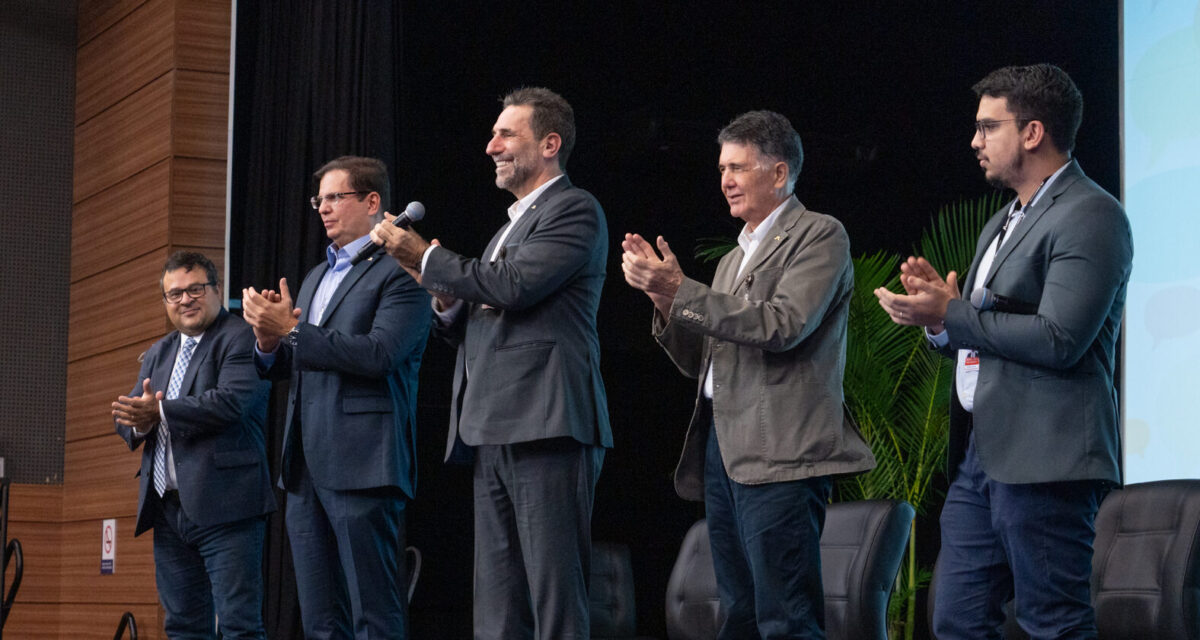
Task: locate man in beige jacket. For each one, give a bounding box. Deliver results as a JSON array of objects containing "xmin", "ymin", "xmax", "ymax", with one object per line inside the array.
[{"xmin": 622, "ymin": 110, "xmax": 875, "ymax": 639}]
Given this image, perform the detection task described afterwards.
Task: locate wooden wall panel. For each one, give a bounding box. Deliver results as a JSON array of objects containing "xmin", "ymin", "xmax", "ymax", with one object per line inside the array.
[
  {"xmin": 75, "ymin": 0, "xmax": 172, "ymax": 125},
  {"xmin": 77, "ymin": 0, "xmax": 149, "ymax": 46},
  {"xmin": 2, "ymin": 603, "xmax": 61, "ymax": 640},
  {"xmin": 176, "ymin": 0, "xmax": 231, "ymax": 73},
  {"xmin": 60, "ymin": 603, "xmax": 163, "ymax": 640},
  {"xmin": 66, "ymin": 342, "xmax": 156, "ymax": 443},
  {"xmin": 68, "ymin": 250, "xmax": 171, "ymax": 362},
  {"xmin": 59, "ymin": 518, "xmax": 157, "ymax": 604},
  {"xmin": 64, "ymin": 437, "xmax": 139, "ymax": 522},
  {"xmin": 70, "ymin": 160, "xmax": 170, "ymax": 283},
  {"xmin": 74, "ymin": 73, "xmax": 172, "ymax": 203},
  {"xmin": 5, "ymin": 521, "xmax": 64, "ymax": 603},
  {"xmin": 173, "ymin": 70, "xmax": 230, "ymax": 161},
  {"xmin": 171, "ymin": 158, "xmax": 227, "ymax": 249},
  {"xmin": 8, "ymin": 485, "xmax": 63, "ymax": 523}
]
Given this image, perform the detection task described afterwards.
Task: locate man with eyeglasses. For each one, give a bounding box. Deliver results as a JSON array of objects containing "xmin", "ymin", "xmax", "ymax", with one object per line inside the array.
[
  {"xmin": 242, "ymin": 156, "xmax": 430, "ymax": 639},
  {"xmin": 876, "ymin": 64, "xmax": 1133, "ymax": 638},
  {"xmin": 621, "ymin": 110, "xmax": 876, "ymax": 639},
  {"xmin": 113, "ymin": 251, "xmax": 275, "ymax": 639}
]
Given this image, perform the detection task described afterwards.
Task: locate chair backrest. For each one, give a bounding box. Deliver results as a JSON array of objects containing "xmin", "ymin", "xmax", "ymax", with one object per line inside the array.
[
  {"xmin": 405, "ymin": 546, "xmax": 421, "ymax": 604},
  {"xmin": 590, "ymin": 541, "xmax": 638, "ymax": 639},
  {"xmin": 1091, "ymin": 479, "xmax": 1200, "ymax": 639},
  {"xmin": 821, "ymin": 500, "xmax": 914, "ymax": 640},
  {"xmin": 664, "ymin": 520, "xmax": 723, "ymax": 640}
]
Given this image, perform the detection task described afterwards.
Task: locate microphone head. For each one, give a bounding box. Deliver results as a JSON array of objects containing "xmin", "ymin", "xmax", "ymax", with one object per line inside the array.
[{"xmin": 405, "ymin": 201, "xmax": 426, "ymax": 222}]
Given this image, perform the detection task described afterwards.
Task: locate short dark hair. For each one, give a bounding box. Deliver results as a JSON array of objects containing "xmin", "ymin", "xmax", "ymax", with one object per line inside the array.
[
  {"xmin": 502, "ymin": 87, "xmax": 576, "ymax": 169},
  {"xmin": 161, "ymin": 251, "xmax": 218, "ymax": 292},
  {"xmin": 313, "ymin": 156, "xmax": 391, "ymax": 215},
  {"xmin": 972, "ymin": 64, "xmax": 1083, "ymax": 154},
  {"xmin": 717, "ymin": 110, "xmax": 804, "ymax": 191}
]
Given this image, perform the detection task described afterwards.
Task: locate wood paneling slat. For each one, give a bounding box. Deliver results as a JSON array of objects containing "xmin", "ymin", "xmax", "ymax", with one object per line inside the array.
[
  {"xmin": 1, "ymin": 602, "xmax": 61, "ymax": 639},
  {"xmin": 176, "ymin": 0, "xmax": 231, "ymax": 73},
  {"xmin": 70, "ymin": 160, "xmax": 170, "ymax": 283},
  {"xmin": 171, "ymin": 158, "xmax": 227, "ymax": 249},
  {"xmin": 74, "ymin": 72, "xmax": 172, "ymax": 203},
  {"xmin": 68, "ymin": 251, "xmax": 172, "ymax": 363},
  {"xmin": 59, "ymin": 518, "xmax": 157, "ymax": 604},
  {"xmin": 60, "ymin": 603, "xmax": 163, "ymax": 640},
  {"xmin": 64, "ymin": 436, "xmax": 140, "ymax": 522},
  {"xmin": 173, "ymin": 70, "xmax": 229, "ymax": 161},
  {"xmin": 66, "ymin": 342, "xmax": 157, "ymax": 443},
  {"xmin": 7, "ymin": 484, "xmax": 63, "ymax": 523},
  {"xmin": 75, "ymin": 0, "xmax": 173, "ymax": 126},
  {"xmin": 77, "ymin": 0, "xmax": 148, "ymax": 46},
  {"xmin": 5, "ymin": 521, "xmax": 63, "ymax": 603}
]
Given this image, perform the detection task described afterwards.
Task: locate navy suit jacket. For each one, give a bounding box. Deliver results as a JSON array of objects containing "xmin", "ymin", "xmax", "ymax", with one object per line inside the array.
[
  {"xmin": 422, "ymin": 176, "xmax": 612, "ymax": 461},
  {"xmin": 257, "ymin": 249, "xmax": 431, "ymax": 497},
  {"xmin": 116, "ymin": 309, "xmax": 275, "ymax": 536},
  {"xmin": 941, "ymin": 160, "xmax": 1133, "ymax": 485}
]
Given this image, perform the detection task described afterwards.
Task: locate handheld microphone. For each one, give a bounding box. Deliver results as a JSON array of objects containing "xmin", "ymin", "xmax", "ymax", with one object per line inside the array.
[
  {"xmin": 351, "ymin": 201, "xmax": 426, "ymax": 266},
  {"xmin": 970, "ymin": 287, "xmax": 1038, "ymax": 315}
]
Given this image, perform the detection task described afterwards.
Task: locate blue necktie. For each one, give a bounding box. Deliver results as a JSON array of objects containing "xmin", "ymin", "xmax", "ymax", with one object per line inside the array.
[{"xmin": 154, "ymin": 336, "xmax": 196, "ymax": 496}]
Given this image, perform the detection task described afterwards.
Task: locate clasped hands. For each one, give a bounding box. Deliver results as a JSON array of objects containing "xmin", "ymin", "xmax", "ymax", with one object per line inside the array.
[
  {"xmin": 242, "ymin": 278, "xmax": 301, "ymax": 352},
  {"xmin": 621, "ymin": 233, "xmax": 683, "ymax": 315},
  {"xmin": 112, "ymin": 378, "xmax": 162, "ymax": 432},
  {"xmin": 873, "ymin": 256, "xmax": 960, "ymax": 333}
]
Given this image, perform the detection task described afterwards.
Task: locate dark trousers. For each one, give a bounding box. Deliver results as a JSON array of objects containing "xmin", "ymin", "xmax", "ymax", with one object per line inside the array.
[
  {"xmin": 704, "ymin": 416, "xmax": 832, "ymax": 640},
  {"xmin": 152, "ymin": 491, "xmax": 267, "ymax": 640},
  {"xmin": 933, "ymin": 432, "xmax": 1107, "ymax": 640},
  {"xmin": 472, "ymin": 437, "xmax": 605, "ymax": 640},
  {"xmin": 286, "ymin": 455, "xmax": 408, "ymax": 640}
]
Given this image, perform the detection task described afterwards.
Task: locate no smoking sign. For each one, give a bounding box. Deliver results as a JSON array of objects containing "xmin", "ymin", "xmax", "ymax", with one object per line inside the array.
[{"xmin": 101, "ymin": 518, "xmax": 116, "ymax": 574}]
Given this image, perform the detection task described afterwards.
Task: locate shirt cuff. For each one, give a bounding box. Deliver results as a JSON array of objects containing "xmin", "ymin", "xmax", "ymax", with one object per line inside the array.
[
  {"xmin": 420, "ymin": 244, "xmax": 438, "ymax": 273},
  {"xmin": 925, "ymin": 326, "xmax": 950, "ymax": 347},
  {"xmin": 434, "ymin": 298, "xmax": 464, "ymax": 326},
  {"xmin": 255, "ymin": 343, "xmax": 277, "ymax": 368}
]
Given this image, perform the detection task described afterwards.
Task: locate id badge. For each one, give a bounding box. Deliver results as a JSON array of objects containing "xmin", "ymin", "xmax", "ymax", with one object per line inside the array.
[{"xmin": 964, "ymin": 351, "xmax": 980, "ymax": 372}]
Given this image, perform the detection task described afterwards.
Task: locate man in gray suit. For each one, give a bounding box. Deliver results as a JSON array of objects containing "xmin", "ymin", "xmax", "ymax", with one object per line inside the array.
[
  {"xmin": 622, "ymin": 110, "xmax": 875, "ymax": 639},
  {"xmin": 875, "ymin": 64, "xmax": 1133, "ymax": 638},
  {"xmin": 370, "ymin": 87, "xmax": 610, "ymax": 640}
]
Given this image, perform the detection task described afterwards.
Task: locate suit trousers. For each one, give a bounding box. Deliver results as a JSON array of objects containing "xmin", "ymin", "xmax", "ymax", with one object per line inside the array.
[
  {"xmin": 703, "ymin": 411, "xmax": 832, "ymax": 640},
  {"xmin": 472, "ymin": 437, "xmax": 605, "ymax": 640},
  {"xmin": 152, "ymin": 491, "xmax": 267, "ymax": 640},
  {"xmin": 286, "ymin": 450, "xmax": 408, "ymax": 640},
  {"xmin": 933, "ymin": 431, "xmax": 1108, "ymax": 640}
]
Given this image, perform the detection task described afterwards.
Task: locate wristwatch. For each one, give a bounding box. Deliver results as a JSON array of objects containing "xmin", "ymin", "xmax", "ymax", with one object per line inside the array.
[{"xmin": 286, "ymin": 324, "xmax": 301, "ymax": 347}]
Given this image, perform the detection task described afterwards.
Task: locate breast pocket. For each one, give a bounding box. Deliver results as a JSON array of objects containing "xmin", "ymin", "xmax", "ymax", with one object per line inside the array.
[{"xmin": 740, "ymin": 266, "xmax": 782, "ymax": 301}]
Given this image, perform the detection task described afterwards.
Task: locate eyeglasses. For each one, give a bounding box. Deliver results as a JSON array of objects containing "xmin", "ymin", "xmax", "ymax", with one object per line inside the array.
[
  {"xmin": 974, "ymin": 119, "xmax": 1027, "ymax": 140},
  {"xmin": 718, "ymin": 164, "xmax": 766, "ymax": 176},
  {"xmin": 310, "ymin": 191, "xmax": 369, "ymax": 209},
  {"xmin": 163, "ymin": 282, "xmax": 214, "ymax": 304}
]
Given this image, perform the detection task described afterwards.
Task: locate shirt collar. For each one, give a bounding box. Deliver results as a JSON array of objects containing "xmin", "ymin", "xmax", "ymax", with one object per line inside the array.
[
  {"xmin": 507, "ymin": 174, "xmax": 564, "ymax": 222},
  {"xmin": 737, "ymin": 198, "xmax": 789, "ymax": 254},
  {"xmin": 1010, "ymin": 160, "xmax": 1072, "ymax": 215},
  {"xmin": 327, "ymin": 234, "xmax": 374, "ymax": 267}
]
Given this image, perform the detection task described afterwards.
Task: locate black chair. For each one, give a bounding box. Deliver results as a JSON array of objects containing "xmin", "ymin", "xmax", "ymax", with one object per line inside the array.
[
  {"xmin": 590, "ymin": 541, "xmax": 655, "ymax": 640},
  {"xmin": 1091, "ymin": 479, "xmax": 1200, "ymax": 639},
  {"xmin": 930, "ymin": 479, "xmax": 1200, "ymax": 640},
  {"xmin": 405, "ymin": 545, "xmax": 421, "ymax": 604},
  {"xmin": 820, "ymin": 500, "xmax": 915, "ymax": 640},
  {"xmin": 664, "ymin": 520, "xmax": 722, "ymax": 640},
  {"xmin": 664, "ymin": 499, "xmax": 913, "ymax": 640}
]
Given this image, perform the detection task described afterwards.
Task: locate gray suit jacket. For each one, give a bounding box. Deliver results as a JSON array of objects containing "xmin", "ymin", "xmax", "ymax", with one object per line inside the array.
[
  {"xmin": 655, "ymin": 196, "xmax": 875, "ymax": 501},
  {"xmin": 117, "ymin": 309, "xmax": 275, "ymax": 535},
  {"xmin": 942, "ymin": 160, "xmax": 1133, "ymax": 485},
  {"xmin": 422, "ymin": 176, "xmax": 612, "ymax": 461}
]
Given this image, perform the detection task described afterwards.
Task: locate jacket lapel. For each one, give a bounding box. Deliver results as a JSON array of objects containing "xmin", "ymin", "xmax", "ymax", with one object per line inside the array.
[
  {"xmin": 296, "ymin": 263, "xmax": 326, "ymax": 324},
  {"xmin": 318, "ymin": 257, "xmax": 376, "ymax": 326},
  {"xmin": 983, "ymin": 160, "xmax": 1083, "ymax": 289},
  {"xmin": 729, "ymin": 197, "xmax": 802, "ymax": 296}
]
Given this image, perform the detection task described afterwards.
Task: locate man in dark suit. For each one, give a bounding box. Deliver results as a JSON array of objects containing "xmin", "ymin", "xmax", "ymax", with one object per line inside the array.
[
  {"xmin": 242, "ymin": 156, "xmax": 430, "ymax": 639},
  {"xmin": 621, "ymin": 110, "xmax": 876, "ymax": 638},
  {"xmin": 876, "ymin": 64, "xmax": 1133, "ymax": 638},
  {"xmin": 370, "ymin": 87, "xmax": 611, "ymax": 640},
  {"xmin": 113, "ymin": 251, "xmax": 274, "ymax": 640}
]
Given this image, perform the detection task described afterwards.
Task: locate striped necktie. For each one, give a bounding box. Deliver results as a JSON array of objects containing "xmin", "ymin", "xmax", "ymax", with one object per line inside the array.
[{"xmin": 153, "ymin": 336, "xmax": 196, "ymax": 496}]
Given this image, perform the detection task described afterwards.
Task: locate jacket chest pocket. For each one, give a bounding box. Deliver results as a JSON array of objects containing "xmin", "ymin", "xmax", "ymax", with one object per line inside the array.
[{"xmin": 737, "ymin": 266, "xmax": 782, "ymax": 302}]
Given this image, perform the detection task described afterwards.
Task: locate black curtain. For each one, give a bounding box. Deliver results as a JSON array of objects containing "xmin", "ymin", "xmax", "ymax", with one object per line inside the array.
[{"xmin": 229, "ymin": 3, "xmax": 404, "ymax": 638}]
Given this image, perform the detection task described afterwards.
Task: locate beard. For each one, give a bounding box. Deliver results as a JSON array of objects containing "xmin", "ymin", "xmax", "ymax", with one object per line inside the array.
[
  {"xmin": 982, "ymin": 149, "xmax": 1023, "ymax": 191},
  {"xmin": 496, "ymin": 157, "xmax": 535, "ymax": 193}
]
